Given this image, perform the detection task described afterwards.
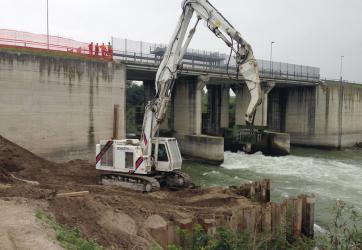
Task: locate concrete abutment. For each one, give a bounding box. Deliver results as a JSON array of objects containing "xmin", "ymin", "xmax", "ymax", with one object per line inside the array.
[{"xmin": 0, "ymin": 51, "xmax": 126, "ymax": 162}]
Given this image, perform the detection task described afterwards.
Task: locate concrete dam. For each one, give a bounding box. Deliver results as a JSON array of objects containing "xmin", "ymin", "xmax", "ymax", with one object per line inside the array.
[{"xmin": 0, "ymin": 44, "xmax": 361, "ymax": 164}]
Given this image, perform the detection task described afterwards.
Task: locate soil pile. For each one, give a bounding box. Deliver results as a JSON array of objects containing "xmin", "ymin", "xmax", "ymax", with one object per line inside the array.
[
  {"xmin": 0, "ymin": 135, "xmax": 99, "ymax": 186},
  {"xmin": 0, "ymin": 135, "xmax": 255, "ymax": 250}
]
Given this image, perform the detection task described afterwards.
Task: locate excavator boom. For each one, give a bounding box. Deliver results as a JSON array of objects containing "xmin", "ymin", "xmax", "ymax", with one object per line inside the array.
[{"xmin": 96, "ymin": 0, "xmax": 262, "ymax": 192}]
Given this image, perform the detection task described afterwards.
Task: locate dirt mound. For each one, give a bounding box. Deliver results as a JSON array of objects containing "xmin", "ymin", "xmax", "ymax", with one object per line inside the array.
[
  {"xmin": 0, "ymin": 168, "xmax": 13, "ymax": 183},
  {"xmin": 0, "ymin": 135, "xmax": 257, "ymax": 249},
  {"xmin": 0, "ymin": 135, "xmax": 55, "ymax": 182},
  {"xmin": 0, "ymin": 135, "xmax": 99, "ymax": 186}
]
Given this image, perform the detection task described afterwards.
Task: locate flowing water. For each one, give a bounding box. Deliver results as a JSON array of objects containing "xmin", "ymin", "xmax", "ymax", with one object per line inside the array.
[{"xmin": 182, "ymin": 147, "xmax": 362, "ymax": 228}]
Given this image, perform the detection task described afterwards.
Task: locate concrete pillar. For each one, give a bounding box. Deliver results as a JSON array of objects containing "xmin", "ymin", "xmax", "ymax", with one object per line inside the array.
[
  {"xmin": 195, "ymin": 75, "xmax": 208, "ymax": 135},
  {"xmin": 262, "ymin": 81, "xmax": 275, "ymax": 126},
  {"xmin": 173, "ymin": 77, "xmax": 197, "ymax": 135},
  {"xmin": 173, "ymin": 76, "xmax": 209, "ymax": 135},
  {"xmin": 172, "ymin": 75, "xmax": 224, "ymax": 165},
  {"xmin": 207, "ymin": 85, "xmax": 221, "ymax": 135},
  {"xmin": 220, "ymin": 85, "xmax": 230, "ymax": 128},
  {"xmin": 234, "ymin": 86, "xmax": 243, "ymax": 126}
]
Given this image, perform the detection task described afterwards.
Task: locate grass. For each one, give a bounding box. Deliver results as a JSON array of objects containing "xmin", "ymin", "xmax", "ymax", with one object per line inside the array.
[{"xmin": 35, "ymin": 209, "xmax": 103, "ymax": 250}]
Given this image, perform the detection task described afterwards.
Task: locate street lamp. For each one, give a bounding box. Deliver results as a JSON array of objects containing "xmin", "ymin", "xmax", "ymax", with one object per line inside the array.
[
  {"xmin": 270, "ymin": 41, "xmax": 275, "ymax": 76},
  {"xmin": 339, "ymin": 56, "xmax": 344, "ymax": 81},
  {"xmin": 47, "ymin": 0, "xmax": 49, "ymax": 49}
]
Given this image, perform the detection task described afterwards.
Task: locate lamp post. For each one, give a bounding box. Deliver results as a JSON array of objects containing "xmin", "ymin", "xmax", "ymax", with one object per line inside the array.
[
  {"xmin": 270, "ymin": 41, "xmax": 275, "ymax": 76},
  {"xmin": 339, "ymin": 56, "xmax": 344, "ymax": 81},
  {"xmin": 337, "ymin": 55, "xmax": 344, "ymax": 149},
  {"xmin": 47, "ymin": 0, "xmax": 49, "ymax": 49}
]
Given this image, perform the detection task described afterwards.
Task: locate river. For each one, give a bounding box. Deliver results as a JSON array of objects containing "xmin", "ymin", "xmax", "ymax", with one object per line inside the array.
[{"xmin": 182, "ymin": 147, "xmax": 362, "ymax": 228}]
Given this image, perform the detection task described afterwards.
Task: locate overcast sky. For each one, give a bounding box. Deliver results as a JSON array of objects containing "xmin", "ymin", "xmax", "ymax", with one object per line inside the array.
[{"xmin": 1, "ymin": 0, "xmax": 361, "ymax": 82}]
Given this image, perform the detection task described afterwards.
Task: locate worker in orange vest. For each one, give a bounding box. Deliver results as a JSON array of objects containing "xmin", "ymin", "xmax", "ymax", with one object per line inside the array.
[
  {"xmin": 94, "ymin": 43, "xmax": 99, "ymax": 56},
  {"xmin": 107, "ymin": 42, "xmax": 113, "ymax": 59},
  {"xmin": 88, "ymin": 42, "xmax": 93, "ymax": 56},
  {"xmin": 100, "ymin": 43, "xmax": 107, "ymax": 57}
]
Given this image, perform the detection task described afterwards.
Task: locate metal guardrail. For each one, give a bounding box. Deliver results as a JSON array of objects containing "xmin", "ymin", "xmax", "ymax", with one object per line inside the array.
[
  {"xmin": 113, "ymin": 49, "xmax": 320, "ymax": 82},
  {"xmin": 111, "ymin": 37, "xmax": 320, "ymax": 82}
]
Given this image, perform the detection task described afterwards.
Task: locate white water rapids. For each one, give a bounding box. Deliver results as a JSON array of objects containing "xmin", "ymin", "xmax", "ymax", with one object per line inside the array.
[
  {"xmin": 184, "ymin": 147, "xmax": 362, "ymax": 226},
  {"xmin": 222, "ymin": 151, "xmax": 362, "ymax": 209}
]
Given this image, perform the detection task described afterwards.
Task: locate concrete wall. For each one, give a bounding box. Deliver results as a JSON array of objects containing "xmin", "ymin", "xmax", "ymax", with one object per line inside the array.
[
  {"xmin": 315, "ymin": 82, "xmax": 362, "ymax": 147},
  {"xmin": 0, "ymin": 51, "xmax": 126, "ymax": 162},
  {"xmin": 176, "ymin": 134, "xmax": 224, "ymax": 165},
  {"xmin": 268, "ymin": 82, "xmax": 362, "ymax": 147}
]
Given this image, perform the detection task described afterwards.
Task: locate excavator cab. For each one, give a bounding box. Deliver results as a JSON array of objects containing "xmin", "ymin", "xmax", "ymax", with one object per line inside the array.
[{"xmin": 152, "ymin": 138, "xmax": 182, "ymax": 172}]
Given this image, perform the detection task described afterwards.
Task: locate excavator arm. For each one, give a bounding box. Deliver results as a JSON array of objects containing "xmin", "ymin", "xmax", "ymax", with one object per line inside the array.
[{"xmin": 140, "ymin": 0, "xmax": 262, "ymax": 159}]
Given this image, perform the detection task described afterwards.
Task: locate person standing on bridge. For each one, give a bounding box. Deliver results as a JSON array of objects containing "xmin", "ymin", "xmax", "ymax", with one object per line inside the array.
[
  {"xmin": 88, "ymin": 42, "xmax": 93, "ymax": 56},
  {"xmin": 95, "ymin": 43, "xmax": 99, "ymax": 57},
  {"xmin": 100, "ymin": 43, "xmax": 107, "ymax": 57},
  {"xmin": 107, "ymin": 42, "xmax": 113, "ymax": 59}
]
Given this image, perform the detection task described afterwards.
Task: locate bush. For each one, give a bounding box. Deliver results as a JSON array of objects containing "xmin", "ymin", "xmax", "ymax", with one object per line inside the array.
[{"xmin": 316, "ymin": 200, "xmax": 362, "ymax": 250}]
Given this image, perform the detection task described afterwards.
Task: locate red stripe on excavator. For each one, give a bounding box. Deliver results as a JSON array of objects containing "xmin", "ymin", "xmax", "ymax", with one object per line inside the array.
[
  {"xmin": 96, "ymin": 140, "xmax": 113, "ymax": 164},
  {"xmin": 130, "ymin": 156, "xmax": 144, "ymax": 174},
  {"xmin": 143, "ymin": 136, "xmax": 148, "ymax": 146}
]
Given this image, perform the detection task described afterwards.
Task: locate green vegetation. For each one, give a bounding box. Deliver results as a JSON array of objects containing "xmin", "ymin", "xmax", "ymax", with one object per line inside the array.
[
  {"xmin": 35, "ymin": 209, "xmax": 103, "ymax": 250},
  {"xmin": 316, "ymin": 200, "xmax": 362, "ymax": 250},
  {"xmin": 163, "ymin": 224, "xmax": 313, "ymax": 250},
  {"xmin": 126, "ymin": 81, "xmax": 144, "ymax": 134}
]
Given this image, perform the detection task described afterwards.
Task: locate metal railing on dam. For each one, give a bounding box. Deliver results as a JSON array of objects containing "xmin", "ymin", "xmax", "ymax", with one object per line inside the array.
[
  {"xmin": 0, "ymin": 29, "xmax": 320, "ymax": 82},
  {"xmin": 112, "ymin": 37, "xmax": 320, "ymax": 82}
]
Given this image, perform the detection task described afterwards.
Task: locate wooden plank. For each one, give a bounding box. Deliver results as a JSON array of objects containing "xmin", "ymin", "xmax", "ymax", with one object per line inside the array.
[
  {"xmin": 293, "ymin": 198, "xmax": 303, "ymax": 238},
  {"xmin": 113, "ymin": 104, "xmax": 119, "ymax": 139},
  {"xmin": 0, "ymin": 184, "xmax": 12, "ymax": 189},
  {"xmin": 262, "ymin": 204, "xmax": 272, "ymax": 234},
  {"xmin": 299, "ymin": 195, "xmax": 315, "ymax": 238},
  {"xmin": 56, "ymin": 191, "xmax": 89, "ymax": 198},
  {"xmin": 9, "ymin": 173, "xmax": 39, "ymax": 185}
]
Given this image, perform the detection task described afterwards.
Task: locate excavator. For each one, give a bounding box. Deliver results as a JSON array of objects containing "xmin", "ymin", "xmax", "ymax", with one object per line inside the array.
[{"xmin": 96, "ymin": 0, "xmax": 262, "ymax": 192}]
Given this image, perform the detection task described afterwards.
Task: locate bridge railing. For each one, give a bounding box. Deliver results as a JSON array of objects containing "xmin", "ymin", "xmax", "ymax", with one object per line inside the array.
[
  {"xmin": 0, "ymin": 29, "xmax": 88, "ymax": 52},
  {"xmin": 112, "ymin": 37, "xmax": 320, "ymax": 81},
  {"xmin": 0, "ymin": 29, "xmax": 113, "ymax": 60}
]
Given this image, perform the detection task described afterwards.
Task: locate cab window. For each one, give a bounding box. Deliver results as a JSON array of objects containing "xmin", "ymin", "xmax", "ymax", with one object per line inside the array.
[
  {"xmin": 158, "ymin": 144, "xmax": 169, "ymax": 162},
  {"xmin": 152, "ymin": 143, "xmax": 169, "ymax": 162}
]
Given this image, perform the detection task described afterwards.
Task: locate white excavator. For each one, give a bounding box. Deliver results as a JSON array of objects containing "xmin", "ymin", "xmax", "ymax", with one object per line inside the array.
[{"xmin": 96, "ymin": 0, "xmax": 262, "ymax": 192}]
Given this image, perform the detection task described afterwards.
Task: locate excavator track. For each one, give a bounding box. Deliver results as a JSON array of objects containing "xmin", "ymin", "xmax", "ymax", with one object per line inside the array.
[
  {"xmin": 163, "ymin": 170, "xmax": 194, "ymax": 190},
  {"xmin": 173, "ymin": 170, "xmax": 193, "ymax": 187},
  {"xmin": 100, "ymin": 173, "xmax": 160, "ymax": 192}
]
